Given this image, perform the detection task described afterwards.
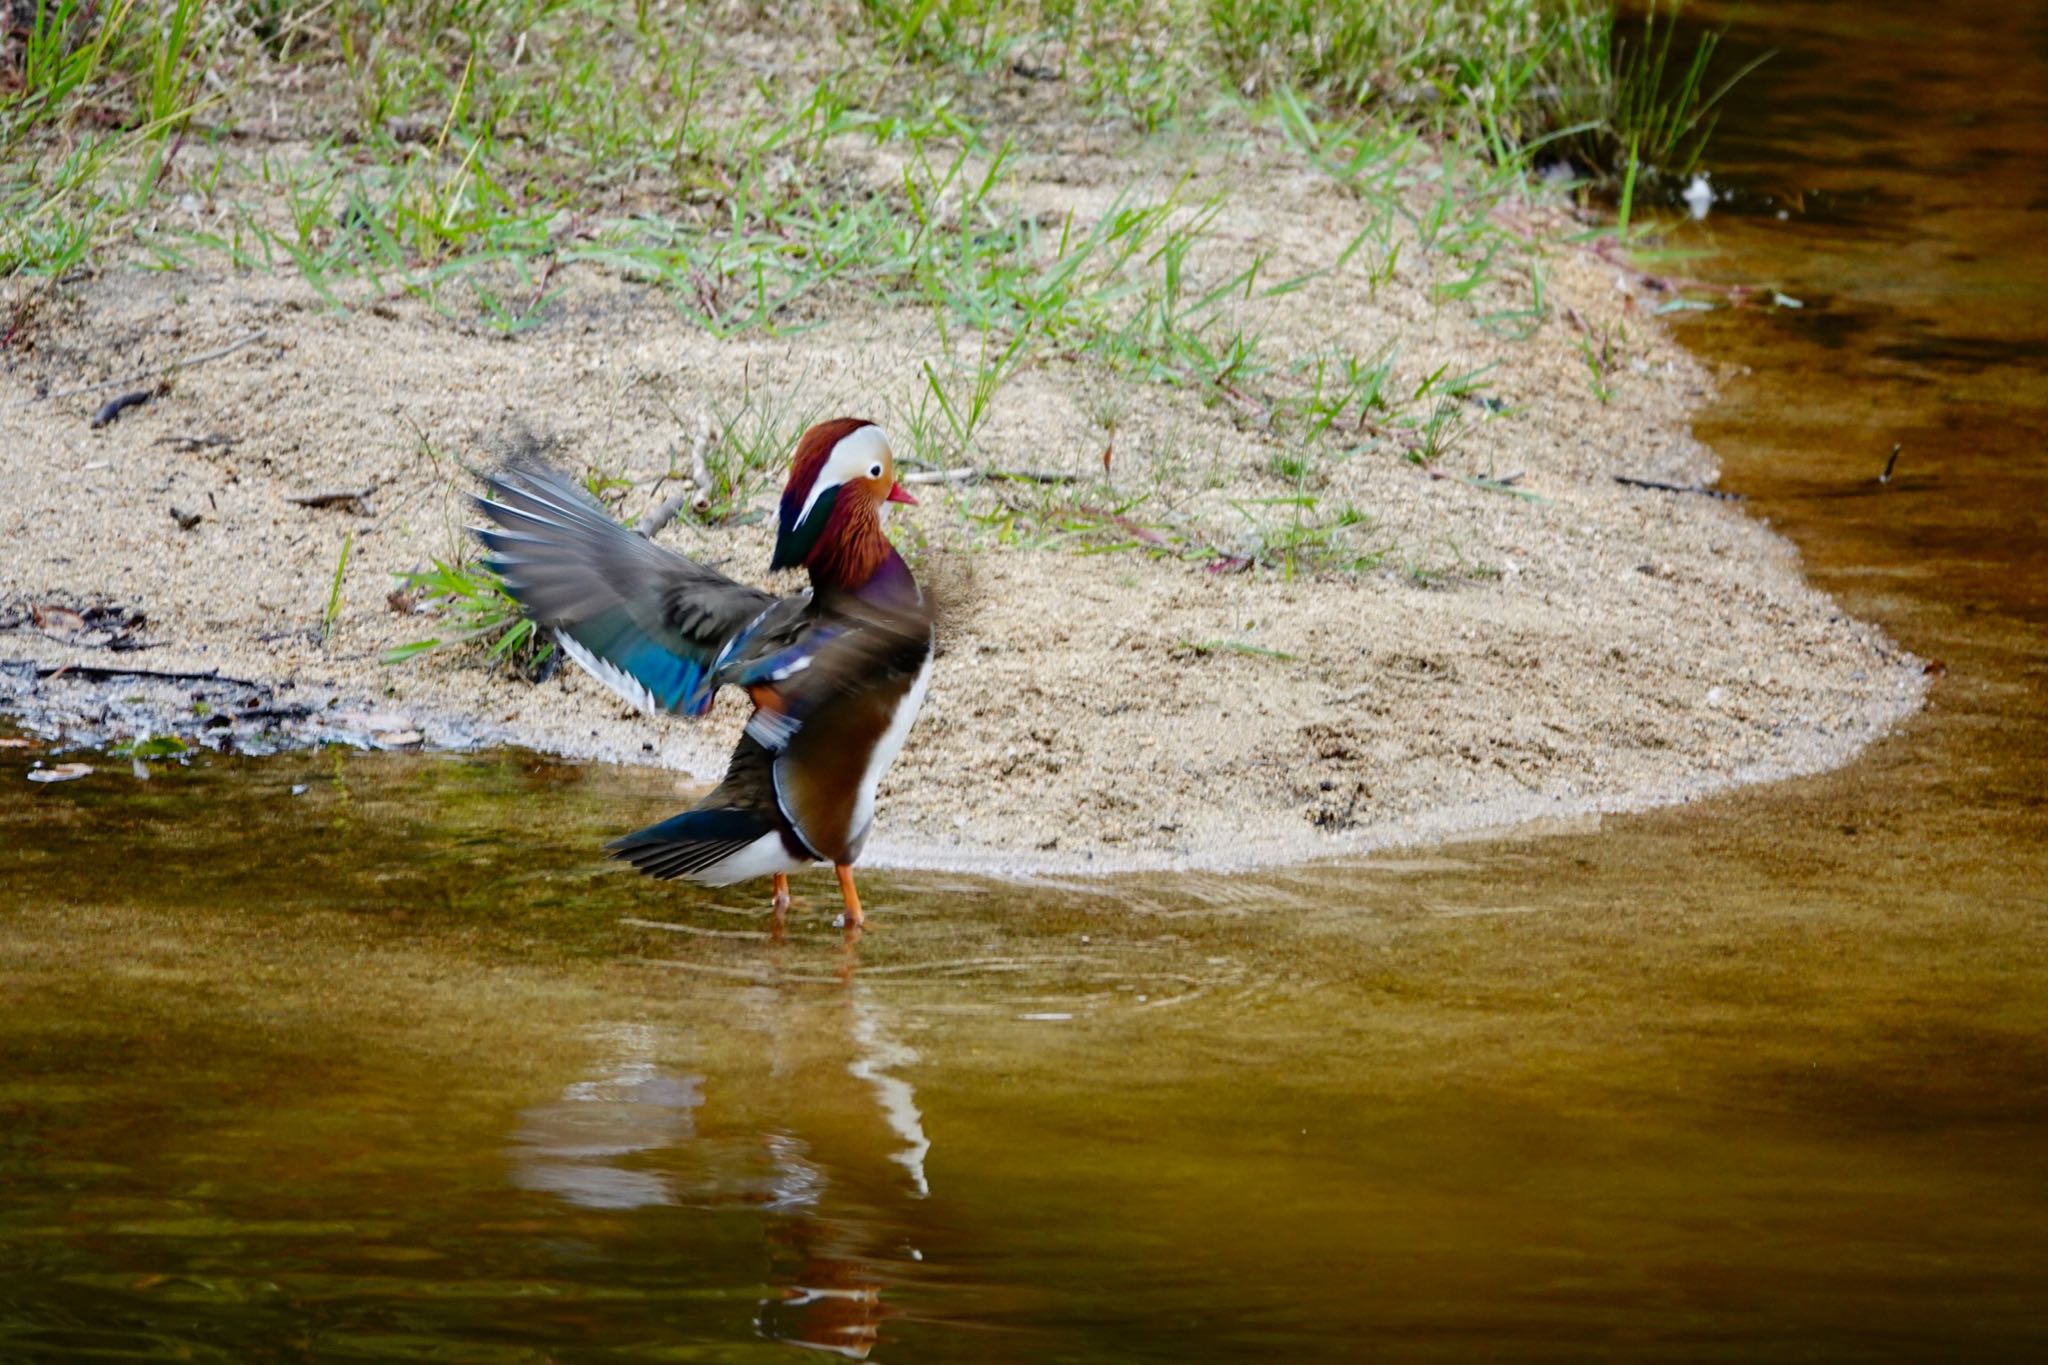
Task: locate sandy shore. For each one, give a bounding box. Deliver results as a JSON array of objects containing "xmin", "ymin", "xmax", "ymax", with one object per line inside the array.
[{"xmin": 0, "ymin": 122, "xmax": 1925, "ymax": 874}]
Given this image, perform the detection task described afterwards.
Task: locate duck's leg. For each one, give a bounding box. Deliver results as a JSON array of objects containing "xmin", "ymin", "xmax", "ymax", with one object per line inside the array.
[
  {"xmin": 834, "ymin": 864, "xmax": 865, "ymax": 931},
  {"xmin": 771, "ymin": 872, "xmax": 791, "ymax": 929}
]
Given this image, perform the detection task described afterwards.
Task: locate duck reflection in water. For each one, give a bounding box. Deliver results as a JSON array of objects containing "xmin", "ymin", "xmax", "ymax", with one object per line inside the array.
[{"xmin": 506, "ymin": 969, "xmax": 932, "ymax": 1359}]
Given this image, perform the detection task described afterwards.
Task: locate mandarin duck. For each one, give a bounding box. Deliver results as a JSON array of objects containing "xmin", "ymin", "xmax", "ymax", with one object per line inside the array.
[{"xmin": 475, "ymin": 419, "xmax": 934, "ymax": 930}]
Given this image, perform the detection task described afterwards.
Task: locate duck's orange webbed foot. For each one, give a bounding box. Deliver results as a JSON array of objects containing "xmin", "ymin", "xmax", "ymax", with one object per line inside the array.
[
  {"xmin": 770, "ymin": 872, "xmax": 791, "ymax": 940},
  {"xmin": 834, "ymin": 863, "xmax": 865, "ymax": 934}
]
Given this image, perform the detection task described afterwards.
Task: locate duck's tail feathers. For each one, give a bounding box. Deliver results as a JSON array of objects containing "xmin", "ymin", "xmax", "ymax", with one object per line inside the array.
[{"xmin": 606, "ymin": 806, "xmax": 784, "ymax": 884}]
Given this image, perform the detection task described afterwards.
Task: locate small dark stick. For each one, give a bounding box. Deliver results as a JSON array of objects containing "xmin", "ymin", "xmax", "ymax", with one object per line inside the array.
[
  {"xmin": 1613, "ymin": 474, "xmax": 1744, "ymax": 501},
  {"xmin": 11, "ymin": 329, "xmax": 268, "ymax": 411},
  {"xmin": 1879, "ymin": 443, "xmax": 1901, "ymax": 484},
  {"xmin": 91, "ymin": 389, "xmax": 155, "ymax": 428},
  {"xmin": 33, "ymin": 663, "xmax": 263, "ymax": 687},
  {"xmin": 287, "ymin": 486, "xmax": 377, "ymax": 514}
]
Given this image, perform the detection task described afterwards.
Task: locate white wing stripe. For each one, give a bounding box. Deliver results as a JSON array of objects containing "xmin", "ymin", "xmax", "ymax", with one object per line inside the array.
[{"xmin": 555, "ymin": 630, "xmax": 659, "ymax": 716}]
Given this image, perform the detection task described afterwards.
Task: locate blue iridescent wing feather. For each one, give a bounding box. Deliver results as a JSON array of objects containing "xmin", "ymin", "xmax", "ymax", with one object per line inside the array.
[{"xmin": 473, "ymin": 460, "xmax": 788, "ymax": 717}]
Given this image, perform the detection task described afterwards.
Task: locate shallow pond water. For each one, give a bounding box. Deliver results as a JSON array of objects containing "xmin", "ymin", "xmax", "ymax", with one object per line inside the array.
[{"xmin": 4, "ymin": 2, "xmax": 2046, "ymax": 1360}]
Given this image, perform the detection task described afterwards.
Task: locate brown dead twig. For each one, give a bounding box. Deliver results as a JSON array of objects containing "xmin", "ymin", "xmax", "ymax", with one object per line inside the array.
[
  {"xmin": 1583, "ymin": 236, "xmax": 1766, "ymax": 304},
  {"xmin": 1613, "ymin": 474, "xmax": 1743, "ymax": 501},
  {"xmin": 155, "ymin": 431, "xmax": 236, "ymax": 452},
  {"xmin": 901, "ymin": 466, "xmax": 1081, "ymax": 486},
  {"xmin": 30, "ymin": 662, "xmax": 266, "ymax": 688},
  {"xmin": 1067, "ymin": 504, "xmax": 1169, "ymax": 547},
  {"xmin": 7, "ymin": 329, "xmax": 269, "ymax": 409},
  {"xmin": 638, "ymin": 413, "xmax": 715, "ymax": 537},
  {"xmin": 288, "ymin": 483, "xmax": 377, "ymax": 515},
  {"xmin": 7, "ymin": 601, "xmax": 151, "ymax": 651}
]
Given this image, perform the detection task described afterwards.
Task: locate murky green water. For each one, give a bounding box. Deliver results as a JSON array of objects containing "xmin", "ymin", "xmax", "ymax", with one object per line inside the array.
[{"xmin": 5, "ymin": 4, "xmax": 2046, "ymax": 1360}]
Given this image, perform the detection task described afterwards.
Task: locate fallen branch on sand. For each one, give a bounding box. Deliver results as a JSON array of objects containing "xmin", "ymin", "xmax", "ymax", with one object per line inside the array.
[
  {"xmin": 902, "ymin": 466, "xmax": 1081, "ymax": 486},
  {"xmin": 8, "ymin": 329, "xmax": 269, "ymax": 409},
  {"xmin": 91, "ymin": 388, "xmax": 157, "ymax": 429},
  {"xmin": 1613, "ymin": 474, "xmax": 1743, "ymax": 501},
  {"xmin": 639, "ymin": 414, "xmax": 715, "ymax": 537},
  {"xmin": 32, "ymin": 662, "xmax": 267, "ymax": 688},
  {"xmin": 288, "ymin": 485, "xmax": 378, "ymax": 514}
]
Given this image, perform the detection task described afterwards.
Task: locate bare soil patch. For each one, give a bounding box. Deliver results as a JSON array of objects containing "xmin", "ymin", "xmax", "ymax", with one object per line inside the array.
[{"xmin": 0, "ymin": 115, "xmax": 1924, "ymax": 872}]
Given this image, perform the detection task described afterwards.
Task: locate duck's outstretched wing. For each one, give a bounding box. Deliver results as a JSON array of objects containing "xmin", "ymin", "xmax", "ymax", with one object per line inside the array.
[{"xmin": 473, "ymin": 459, "xmax": 799, "ymax": 716}]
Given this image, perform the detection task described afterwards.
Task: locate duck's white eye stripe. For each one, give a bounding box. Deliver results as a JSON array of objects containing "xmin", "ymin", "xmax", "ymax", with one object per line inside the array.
[{"xmin": 794, "ymin": 424, "xmax": 892, "ymax": 528}]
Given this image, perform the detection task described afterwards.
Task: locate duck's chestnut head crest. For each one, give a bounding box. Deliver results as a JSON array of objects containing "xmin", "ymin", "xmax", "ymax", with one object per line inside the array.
[{"xmin": 773, "ymin": 419, "xmax": 914, "ymax": 570}]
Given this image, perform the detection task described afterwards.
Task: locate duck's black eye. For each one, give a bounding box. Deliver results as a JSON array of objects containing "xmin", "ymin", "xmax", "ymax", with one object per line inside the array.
[{"xmin": 868, "ymin": 464, "xmax": 883, "ymax": 478}]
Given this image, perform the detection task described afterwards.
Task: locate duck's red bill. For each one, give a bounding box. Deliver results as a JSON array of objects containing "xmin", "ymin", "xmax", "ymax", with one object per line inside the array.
[{"xmin": 886, "ymin": 482, "xmax": 918, "ymax": 505}]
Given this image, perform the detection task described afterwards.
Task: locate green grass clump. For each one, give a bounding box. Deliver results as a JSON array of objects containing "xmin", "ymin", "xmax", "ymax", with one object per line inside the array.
[
  {"xmin": 381, "ymin": 558, "xmax": 554, "ymax": 678},
  {"xmin": 1549, "ymin": 1, "xmax": 1772, "ymax": 184},
  {"xmin": 1, "ymin": 0, "xmax": 1749, "ymax": 288},
  {"xmin": 323, "ymin": 531, "xmax": 353, "ymax": 643},
  {"xmin": 3, "ymin": 0, "xmax": 1741, "ymax": 610}
]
